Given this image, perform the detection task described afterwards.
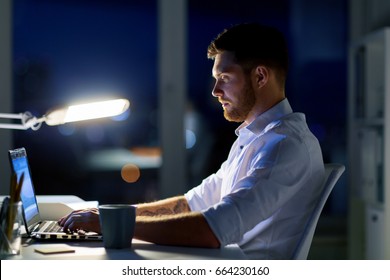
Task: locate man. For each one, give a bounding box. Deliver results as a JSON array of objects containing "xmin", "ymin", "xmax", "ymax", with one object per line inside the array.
[{"xmin": 59, "ymin": 23, "xmax": 325, "ymax": 259}]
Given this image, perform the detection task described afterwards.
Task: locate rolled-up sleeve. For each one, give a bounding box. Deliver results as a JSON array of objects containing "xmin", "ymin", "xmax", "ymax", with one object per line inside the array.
[{"xmin": 201, "ymin": 167, "xmax": 309, "ymax": 246}]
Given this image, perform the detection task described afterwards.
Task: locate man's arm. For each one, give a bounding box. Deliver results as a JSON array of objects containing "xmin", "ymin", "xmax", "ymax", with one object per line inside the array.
[
  {"xmin": 134, "ymin": 211, "xmax": 220, "ymax": 248},
  {"xmin": 58, "ymin": 196, "xmax": 191, "ymax": 233},
  {"xmin": 59, "ymin": 195, "xmax": 220, "ymax": 248},
  {"xmin": 135, "ymin": 195, "xmax": 220, "ymax": 248},
  {"xmin": 136, "ymin": 196, "xmax": 191, "ymax": 216}
]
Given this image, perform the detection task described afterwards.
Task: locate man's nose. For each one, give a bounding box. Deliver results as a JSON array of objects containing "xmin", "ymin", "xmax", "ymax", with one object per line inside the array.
[{"xmin": 212, "ymin": 82, "xmax": 223, "ymax": 97}]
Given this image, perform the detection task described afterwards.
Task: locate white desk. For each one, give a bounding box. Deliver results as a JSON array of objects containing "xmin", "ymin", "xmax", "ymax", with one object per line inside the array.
[{"xmin": 13, "ymin": 238, "xmax": 246, "ymax": 260}]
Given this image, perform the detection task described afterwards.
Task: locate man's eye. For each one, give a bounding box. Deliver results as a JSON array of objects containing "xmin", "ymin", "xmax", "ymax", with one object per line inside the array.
[{"xmin": 220, "ymin": 75, "xmax": 229, "ymax": 82}]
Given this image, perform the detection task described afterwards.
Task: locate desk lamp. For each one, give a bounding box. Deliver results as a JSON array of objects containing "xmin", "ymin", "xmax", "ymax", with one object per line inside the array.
[{"xmin": 0, "ymin": 98, "xmax": 130, "ymax": 131}]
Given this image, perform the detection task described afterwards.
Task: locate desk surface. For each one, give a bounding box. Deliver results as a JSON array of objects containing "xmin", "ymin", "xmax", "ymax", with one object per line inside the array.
[
  {"xmin": 12, "ymin": 238, "xmax": 246, "ymax": 260},
  {"xmin": 3, "ymin": 195, "xmax": 245, "ymax": 260}
]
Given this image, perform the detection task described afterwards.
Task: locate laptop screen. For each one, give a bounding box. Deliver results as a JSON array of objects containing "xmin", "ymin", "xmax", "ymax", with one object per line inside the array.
[{"xmin": 8, "ymin": 148, "xmax": 41, "ymax": 231}]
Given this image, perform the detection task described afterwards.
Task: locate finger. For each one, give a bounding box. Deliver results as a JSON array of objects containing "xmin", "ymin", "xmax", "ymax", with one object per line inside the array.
[
  {"xmin": 58, "ymin": 215, "xmax": 70, "ymax": 227},
  {"xmin": 58, "ymin": 210, "xmax": 76, "ymax": 226},
  {"xmin": 66, "ymin": 221, "xmax": 77, "ymax": 233},
  {"xmin": 59, "ymin": 208, "xmax": 90, "ymax": 226},
  {"xmin": 62, "ymin": 214, "xmax": 80, "ymax": 232}
]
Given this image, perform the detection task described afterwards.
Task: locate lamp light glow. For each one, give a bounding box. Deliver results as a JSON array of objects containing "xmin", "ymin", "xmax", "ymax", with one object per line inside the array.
[
  {"xmin": 0, "ymin": 98, "xmax": 130, "ymax": 130},
  {"xmin": 46, "ymin": 99, "xmax": 130, "ymax": 126}
]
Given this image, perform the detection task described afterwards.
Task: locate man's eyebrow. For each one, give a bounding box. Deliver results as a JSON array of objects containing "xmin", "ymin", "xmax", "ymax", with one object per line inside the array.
[{"xmin": 212, "ymin": 66, "xmax": 233, "ymax": 78}]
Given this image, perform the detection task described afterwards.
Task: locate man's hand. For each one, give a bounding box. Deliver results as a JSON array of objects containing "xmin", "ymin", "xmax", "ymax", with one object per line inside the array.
[{"xmin": 58, "ymin": 208, "xmax": 101, "ymax": 234}]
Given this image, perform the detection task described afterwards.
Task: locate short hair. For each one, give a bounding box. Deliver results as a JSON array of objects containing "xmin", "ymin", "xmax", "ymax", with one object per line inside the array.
[{"xmin": 207, "ymin": 23, "xmax": 288, "ymax": 86}]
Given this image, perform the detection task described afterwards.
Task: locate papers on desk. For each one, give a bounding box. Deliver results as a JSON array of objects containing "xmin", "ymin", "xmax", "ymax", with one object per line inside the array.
[{"xmin": 34, "ymin": 244, "xmax": 75, "ymax": 255}]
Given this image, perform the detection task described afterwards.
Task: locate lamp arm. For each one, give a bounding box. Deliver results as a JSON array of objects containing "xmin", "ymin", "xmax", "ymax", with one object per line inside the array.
[{"xmin": 0, "ymin": 112, "xmax": 45, "ymax": 130}]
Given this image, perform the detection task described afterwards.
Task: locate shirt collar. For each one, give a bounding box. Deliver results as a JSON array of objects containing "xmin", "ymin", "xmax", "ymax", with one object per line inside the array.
[{"xmin": 235, "ymin": 98, "xmax": 293, "ymax": 136}]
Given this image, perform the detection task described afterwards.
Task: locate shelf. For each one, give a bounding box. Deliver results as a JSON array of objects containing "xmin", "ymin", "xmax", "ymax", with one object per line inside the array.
[{"xmin": 348, "ymin": 27, "xmax": 390, "ymax": 260}]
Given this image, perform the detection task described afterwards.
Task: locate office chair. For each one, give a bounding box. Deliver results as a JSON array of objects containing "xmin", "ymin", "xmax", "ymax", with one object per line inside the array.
[{"xmin": 292, "ymin": 163, "xmax": 346, "ymax": 260}]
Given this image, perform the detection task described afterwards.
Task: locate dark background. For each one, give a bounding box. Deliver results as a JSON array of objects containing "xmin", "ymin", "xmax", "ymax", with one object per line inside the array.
[{"xmin": 11, "ymin": 0, "xmax": 348, "ymax": 217}]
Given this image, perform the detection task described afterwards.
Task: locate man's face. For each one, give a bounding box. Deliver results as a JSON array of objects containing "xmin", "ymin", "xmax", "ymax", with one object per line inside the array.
[{"xmin": 211, "ymin": 51, "xmax": 256, "ymax": 123}]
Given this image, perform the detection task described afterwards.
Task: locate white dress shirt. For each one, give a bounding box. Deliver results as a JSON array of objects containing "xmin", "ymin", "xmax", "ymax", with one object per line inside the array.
[{"xmin": 185, "ymin": 98, "xmax": 325, "ymax": 259}]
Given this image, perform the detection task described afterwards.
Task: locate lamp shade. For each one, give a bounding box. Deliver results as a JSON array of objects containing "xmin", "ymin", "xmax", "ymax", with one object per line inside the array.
[{"xmin": 45, "ymin": 99, "xmax": 130, "ymax": 126}]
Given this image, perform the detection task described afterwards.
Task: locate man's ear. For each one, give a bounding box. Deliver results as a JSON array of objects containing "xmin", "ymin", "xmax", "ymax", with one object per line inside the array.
[{"xmin": 254, "ymin": 66, "xmax": 269, "ymax": 89}]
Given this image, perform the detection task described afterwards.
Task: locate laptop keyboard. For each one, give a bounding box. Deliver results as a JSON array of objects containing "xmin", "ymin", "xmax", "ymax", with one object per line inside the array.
[
  {"xmin": 30, "ymin": 220, "xmax": 102, "ymax": 240},
  {"xmin": 37, "ymin": 221, "xmax": 63, "ymax": 233}
]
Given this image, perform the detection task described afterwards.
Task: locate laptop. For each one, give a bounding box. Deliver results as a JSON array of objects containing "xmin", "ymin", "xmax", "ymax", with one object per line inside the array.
[{"xmin": 8, "ymin": 147, "xmax": 102, "ymax": 241}]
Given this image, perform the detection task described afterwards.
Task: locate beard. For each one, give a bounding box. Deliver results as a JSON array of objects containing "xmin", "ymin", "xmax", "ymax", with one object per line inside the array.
[{"xmin": 223, "ymin": 82, "xmax": 256, "ymax": 122}]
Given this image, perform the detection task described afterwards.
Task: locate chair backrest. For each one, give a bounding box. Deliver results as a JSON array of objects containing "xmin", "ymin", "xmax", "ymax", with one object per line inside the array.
[{"xmin": 292, "ymin": 163, "xmax": 345, "ymax": 260}]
